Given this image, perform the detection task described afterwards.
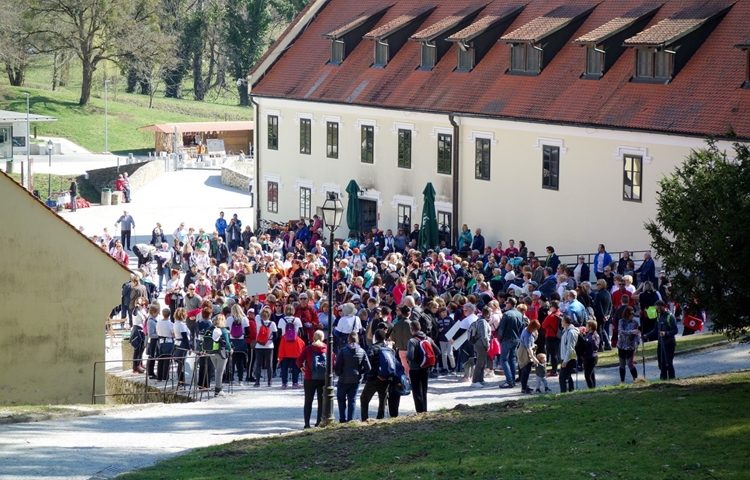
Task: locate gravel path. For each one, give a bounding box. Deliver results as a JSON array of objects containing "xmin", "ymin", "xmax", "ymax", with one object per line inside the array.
[{"xmin": 0, "ymin": 342, "xmax": 747, "ymax": 480}]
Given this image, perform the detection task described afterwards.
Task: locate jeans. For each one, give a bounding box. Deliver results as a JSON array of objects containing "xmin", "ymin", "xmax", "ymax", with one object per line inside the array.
[
  {"xmin": 409, "ymin": 368, "xmax": 429, "ymax": 413},
  {"xmin": 254, "ymin": 348, "xmax": 273, "ymax": 385},
  {"xmin": 500, "ymin": 340, "xmax": 519, "ymax": 386},
  {"xmin": 472, "ymin": 343, "xmax": 488, "ymax": 384},
  {"xmin": 303, "ymin": 379, "xmax": 325, "ymax": 427},
  {"xmin": 439, "ymin": 340, "xmax": 455, "ymax": 371},
  {"xmin": 519, "ymin": 363, "xmax": 533, "ymax": 391},
  {"xmin": 336, "ymin": 382, "xmax": 359, "ymax": 422},
  {"xmin": 157, "ymin": 341, "xmax": 173, "ymax": 381},
  {"xmin": 559, "ymin": 358, "xmax": 577, "ymax": 393},
  {"xmin": 146, "ymin": 338, "xmax": 158, "ymax": 376},
  {"xmin": 545, "ymin": 337, "xmax": 561, "ymax": 374},
  {"xmin": 360, "ymin": 379, "xmax": 388, "ymax": 420},
  {"xmin": 583, "ymin": 356, "xmax": 598, "ymax": 388},
  {"xmin": 211, "ymin": 353, "xmax": 228, "ymax": 393},
  {"xmin": 174, "ymin": 346, "xmax": 188, "ymax": 383},
  {"xmin": 657, "ymin": 339, "xmax": 676, "ymax": 380},
  {"xmin": 230, "ymin": 340, "xmax": 247, "ymax": 382},
  {"xmin": 280, "ymin": 358, "xmax": 300, "ymax": 386}
]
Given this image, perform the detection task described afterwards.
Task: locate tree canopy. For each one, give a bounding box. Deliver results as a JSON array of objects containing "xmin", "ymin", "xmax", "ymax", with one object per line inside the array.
[{"xmin": 645, "ymin": 142, "xmax": 750, "ymax": 336}]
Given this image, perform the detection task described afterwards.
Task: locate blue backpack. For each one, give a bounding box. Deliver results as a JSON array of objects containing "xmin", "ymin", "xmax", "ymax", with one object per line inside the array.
[
  {"xmin": 377, "ymin": 346, "xmax": 398, "ymax": 380},
  {"xmin": 393, "ymin": 359, "xmax": 411, "ymax": 396}
]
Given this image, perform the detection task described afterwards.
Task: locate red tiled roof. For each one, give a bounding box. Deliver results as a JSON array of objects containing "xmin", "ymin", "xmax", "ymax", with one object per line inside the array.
[
  {"xmin": 446, "ymin": 4, "xmax": 525, "ymax": 43},
  {"xmin": 410, "ymin": 4, "xmax": 486, "ymax": 42},
  {"xmin": 324, "ymin": 5, "xmax": 393, "ymax": 39},
  {"xmin": 364, "ymin": 6, "xmax": 436, "ymax": 40},
  {"xmin": 501, "ymin": 4, "xmax": 595, "ymax": 43},
  {"xmin": 251, "ymin": 0, "xmax": 750, "ymax": 140},
  {"xmin": 624, "ymin": 3, "xmax": 732, "ymax": 46}
]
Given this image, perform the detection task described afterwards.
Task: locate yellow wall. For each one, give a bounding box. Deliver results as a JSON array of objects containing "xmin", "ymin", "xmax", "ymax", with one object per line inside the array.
[
  {"xmin": 0, "ymin": 173, "xmax": 128, "ymax": 405},
  {"xmin": 254, "ymin": 97, "xmax": 738, "ymax": 255}
]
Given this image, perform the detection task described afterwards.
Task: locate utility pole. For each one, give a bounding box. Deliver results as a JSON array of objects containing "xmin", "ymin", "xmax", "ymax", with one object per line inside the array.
[{"xmin": 104, "ymin": 79, "xmax": 109, "ymax": 153}]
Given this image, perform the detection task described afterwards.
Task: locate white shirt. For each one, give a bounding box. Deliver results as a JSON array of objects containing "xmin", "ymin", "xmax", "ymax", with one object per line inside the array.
[
  {"xmin": 173, "ymin": 320, "xmax": 190, "ymax": 342},
  {"xmin": 334, "ymin": 315, "xmax": 362, "ymax": 335},
  {"xmin": 255, "ymin": 317, "xmax": 278, "ymax": 349},
  {"xmin": 227, "ymin": 315, "xmax": 250, "ymax": 339},
  {"xmin": 132, "ymin": 308, "xmax": 147, "ymax": 327},
  {"xmin": 279, "ymin": 316, "xmax": 303, "ymax": 336},
  {"xmin": 156, "ymin": 318, "xmax": 174, "ymax": 338},
  {"xmin": 459, "ymin": 313, "xmax": 477, "ymax": 330}
]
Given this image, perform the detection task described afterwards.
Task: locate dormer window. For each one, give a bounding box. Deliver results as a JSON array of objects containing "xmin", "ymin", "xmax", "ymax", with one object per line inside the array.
[
  {"xmin": 624, "ymin": 5, "xmax": 731, "ymax": 84},
  {"xmin": 574, "ymin": 6, "xmax": 661, "ymax": 80},
  {"xmin": 502, "ymin": 5, "xmax": 595, "ymax": 76},
  {"xmin": 447, "ymin": 5, "xmax": 525, "ymax": 72},
  {"xmin": 323, "ymin": 5, "xmax": 391, "ymax": 66},
  {"xmin": 365, "ymin": 7, "xmax": 436, "ymax": 68},
  {"xmin": 735, "ymin": 38, "xmax": 750, "ymax": 88},
  {"xmin": 409, "ymin": 5, "xmax": 485, "ymax": 71}
]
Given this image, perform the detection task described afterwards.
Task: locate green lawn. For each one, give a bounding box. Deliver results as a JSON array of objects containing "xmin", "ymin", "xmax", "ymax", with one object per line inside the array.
[
  {"xmin": 598, "ymin": 332, "xmax": 728, "ymax": 367},
  {"xmin": 0, "ymin": 83, "xmax": 251, "ymax": 154},
  {"xmin": 120, "ymin": 371, "xmax": 750, "ymax": 480},
  {"xmin": 6, "ymin": 172, "xmax": 72, "ymax": 201}
]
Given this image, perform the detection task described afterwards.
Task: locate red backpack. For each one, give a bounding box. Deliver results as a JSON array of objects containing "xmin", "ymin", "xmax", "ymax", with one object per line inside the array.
[
  {"xmin": 256, "ymin": 321, "xmax": 271, "ymax": 344},
  {"xmin": 419, "ymin": 338, "xmax": 436, "ymax": 368}
]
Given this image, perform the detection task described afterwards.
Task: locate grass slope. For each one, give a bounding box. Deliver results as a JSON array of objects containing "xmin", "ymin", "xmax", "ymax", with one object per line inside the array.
[
  {"xmin": 120, "ymin": 371, "xmax": 750, "ymax": 480},
  {"xmin": 597, "ymin": 332, "xmax": 727, "ymax": 367},
  {"xmin": 0, "ymin": 84, "xmax": 251, "ymax": 154}
]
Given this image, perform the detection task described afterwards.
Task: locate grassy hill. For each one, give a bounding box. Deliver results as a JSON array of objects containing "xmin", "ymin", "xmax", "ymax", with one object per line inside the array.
[
  {"xmin": 119, "ymin": 370, "xmax": 750, "ymax": 480},
  {"xmin": 0, "ymin": 57, "xmax": 251, "ymax": 154}
]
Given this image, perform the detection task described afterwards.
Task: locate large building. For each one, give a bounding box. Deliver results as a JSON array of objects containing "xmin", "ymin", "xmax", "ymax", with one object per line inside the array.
[{"xmin": 249, "ymin": 0, "xmax": 749, "ymax": 254}]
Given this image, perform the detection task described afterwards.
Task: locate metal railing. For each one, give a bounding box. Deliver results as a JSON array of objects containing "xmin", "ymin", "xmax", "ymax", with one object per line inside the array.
[
  {"xmin": 91, "ymin": 349, "xmax": 253, "ymax": 404},
  {"xmin": 546, "ymin": 249, "xmax": 653, "ymax": 280}
]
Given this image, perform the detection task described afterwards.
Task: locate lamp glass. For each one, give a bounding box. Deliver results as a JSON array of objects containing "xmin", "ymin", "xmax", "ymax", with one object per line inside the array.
[{"xmin": 321, "ymin": 192, "xmax": 343, "ymax": 231}]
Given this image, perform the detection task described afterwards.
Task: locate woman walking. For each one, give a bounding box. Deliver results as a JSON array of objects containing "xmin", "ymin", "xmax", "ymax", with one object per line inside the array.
[
  {"xmin": 582, "ymin": 320, "xmax": 600, "ymax": 388},
  {"xmin": 617, "ymin": 307, "xmax": 641, "ymax": 384}
]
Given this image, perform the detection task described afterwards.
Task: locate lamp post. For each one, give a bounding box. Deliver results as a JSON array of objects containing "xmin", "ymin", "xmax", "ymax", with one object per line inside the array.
[
  {"xmin": 320, "ymin": 191, "xmax": 343, "ymax": 426},
  {"xmin": 46, "ymin": 139, "xmax": 53, "ymax": 202}
]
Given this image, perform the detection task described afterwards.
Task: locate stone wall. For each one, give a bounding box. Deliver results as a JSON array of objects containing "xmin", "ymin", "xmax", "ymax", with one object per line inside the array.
[
  {"xmin": 86, "ymin": 159, "xmax": 166, "ymax": 194},
  {"xmin": 221, "ymin": 159, "xmax": 254, "ymax": 191},
  {"xmin": 105, "ymin": 374, "xmax": 192, "ymax": 404}
]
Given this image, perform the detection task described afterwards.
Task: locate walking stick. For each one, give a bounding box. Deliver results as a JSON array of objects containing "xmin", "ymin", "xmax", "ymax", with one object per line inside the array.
[{"xmin": 634, "ymin": 336, "xmax": 647, "ymax": 384}]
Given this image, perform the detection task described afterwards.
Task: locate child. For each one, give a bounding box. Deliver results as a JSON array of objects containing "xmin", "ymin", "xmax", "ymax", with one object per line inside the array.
[{"xmin": 534, "ymin": 353, "xmax": 551, "ymax": 393}]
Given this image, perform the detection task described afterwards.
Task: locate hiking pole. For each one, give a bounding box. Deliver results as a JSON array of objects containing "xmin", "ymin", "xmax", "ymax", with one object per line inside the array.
[{"xmin": 635, "ymin": 336, "xmax": 647, "ymax": 384}]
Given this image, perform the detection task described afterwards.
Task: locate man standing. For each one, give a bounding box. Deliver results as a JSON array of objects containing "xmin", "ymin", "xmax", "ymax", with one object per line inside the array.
[
  {"xmin": 636, "ymin": 251, "xmax": 657, "ymax": 286},
  {"xmin": 215, "ymin": 211, "xmax": 228, "ymax": 242},
  {"xmin": 593, "ymin": 244, "xmax": 613, "ymax": 280},
  {"xmin": 115, "ymin": 210, "xmax": 135, "ymax": 250},
  {"xmin": 227, "ymin": 214, "xmax": 242, "ymax": 252},
  {"xmin": 471, "ymin": 228, "xmax": 485, "ymax": 253},
  {"xmin": 469, "ymin": 306, "xmax": 492, "ymax": 388},
  {"xmin": 497, "ymin": 297, "xmax": 524, "ymax": 389},
  {"xmin": 360, "ymin": 329, "xmax": 392, "ymax": 421},
  {"xmin": 69, "ymin": 178, "xmax": 77, "ymax": 212},
  {"xmin": 559, "ymin": 316, "xmax": 579, "ymax": 393},
  {"xmin": 644, "ymin": 301, "xmax": 678, "ymax": 380},
  {"xmin": 406, "ymin": 321, "xmax": 439, "ymax": 413}
]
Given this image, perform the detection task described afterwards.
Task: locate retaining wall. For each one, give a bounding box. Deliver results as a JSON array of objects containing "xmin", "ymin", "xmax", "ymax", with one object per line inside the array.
[{"xmin": 220, "ymin": 159, "xmax": 253, "ymax": 191}]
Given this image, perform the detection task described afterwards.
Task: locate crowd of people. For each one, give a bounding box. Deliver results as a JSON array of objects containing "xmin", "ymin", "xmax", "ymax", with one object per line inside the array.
[{"xmin": 99, "ymin": 210, "xmax": 700, "ymax": 427}]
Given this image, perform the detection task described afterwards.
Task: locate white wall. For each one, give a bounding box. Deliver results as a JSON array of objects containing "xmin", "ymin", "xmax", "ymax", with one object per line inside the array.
[{"xmin": 254, "ymin": 97, "xmax": 735, "ymax": 254}]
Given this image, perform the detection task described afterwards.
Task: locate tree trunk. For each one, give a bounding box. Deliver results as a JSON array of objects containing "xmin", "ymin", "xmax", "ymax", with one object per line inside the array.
[
  {"xmin": 5, "ymin": 63, "xmax": 25, "ymax": 86},
  {"xmin": 52, "ymin": 53, "xmax": 60, "ymax": 90},
  {"xmin": 126, "ymin": 67, "xmax": 138, "ymax": 93},
  {"xmin": 163, "ymin": 67, "xmax": 183, "ymax": 98},
  {"xmin": 193, "ymin": 51, "xmax": 204, "ymax": 101},
  {"xmin": 238, "ymin": 83, "xmax": 249, "ymax": 106},
  {"xmin": 79, "ymin": 60, "xmax": 94, "ymax": 106}
]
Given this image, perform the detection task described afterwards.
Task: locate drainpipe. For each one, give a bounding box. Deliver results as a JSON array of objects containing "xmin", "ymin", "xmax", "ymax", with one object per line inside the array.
[
  {"xmin": 448, "ymin": 113, "xmax": 460, "ymax": 249},
  {"xmin": 250, "ymin": 92, "xmax": 261, "ymax": 232}
]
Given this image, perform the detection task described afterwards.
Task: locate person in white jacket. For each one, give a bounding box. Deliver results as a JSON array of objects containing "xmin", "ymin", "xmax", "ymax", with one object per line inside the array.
[{"xmin": 559, "ymin": 315, "xmax": 579, "ymax": 393}]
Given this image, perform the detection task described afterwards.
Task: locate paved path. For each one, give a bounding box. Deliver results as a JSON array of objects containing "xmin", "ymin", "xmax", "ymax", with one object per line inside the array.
[{"xmin": 0, "ymin": 342, "xmax": 747, "ymax": 480}]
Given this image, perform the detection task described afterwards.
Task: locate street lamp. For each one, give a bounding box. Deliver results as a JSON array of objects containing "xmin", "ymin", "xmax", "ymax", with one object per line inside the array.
[
  {"xmin": 320, "ymin": 191, "xmax": 343, "ymax": 426},
  {"xmin": 46, "ymin": 139, "xmax": 53, "ymax": 202}
]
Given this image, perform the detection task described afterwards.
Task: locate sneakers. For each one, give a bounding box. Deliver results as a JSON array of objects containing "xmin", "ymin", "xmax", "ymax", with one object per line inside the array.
[
  {"xmin": 470, "ymin": 382, "xmax": 486, "ymax": 388},
  {"xmin": 535, "ymin": 388, "xmax": 541, "ymax": 393},
  {"xmin": 522, "ymin": 388, "xmax": 534, "ymax": 395},
  {"xmin": 215, "ymin": 390, "xmax": 226, "ymax": 397},
  {"xmin": 545, "ymin": 387, "xmax": 552, "ymax": 393},
  {"xmin": 292, "ymin": 383, "xmax": 301, "ymax": 389},
  {"xmin": 281, "ymin": 384, "xmax": 288, "ymax": 390},
  {"xmin": 499, "ymin": 382, "xmax": 515, "ymax": 389},
  {"xmin": 253, "ymin": 382, "xmax": 260, "ymax": 388}
]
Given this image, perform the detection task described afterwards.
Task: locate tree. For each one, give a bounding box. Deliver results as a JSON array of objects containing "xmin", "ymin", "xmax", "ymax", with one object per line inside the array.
[
  {"xmin": 28, "ymin": 0, "xmax": 146, "ymax": 106},
  {"xmin": 0, "ymin": 0, "xmax": 35, "ymax": 86},
  {"xmin": 645, "ymin": 142, "xmax": 750, "ymax": 337}
]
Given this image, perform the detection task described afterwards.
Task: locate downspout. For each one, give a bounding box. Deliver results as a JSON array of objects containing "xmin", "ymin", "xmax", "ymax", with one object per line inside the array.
[
  {"xmin": 250, "ymin": 91, "xmax": 261, "ymax": 232},
  {"xmin": 448, "ymin": 113, "xmax": 460, "ymax": 249}
]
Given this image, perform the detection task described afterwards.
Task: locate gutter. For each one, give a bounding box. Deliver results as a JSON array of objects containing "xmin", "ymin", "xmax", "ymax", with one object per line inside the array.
[
  {"xmin": 448, "ymin": 114, "xmax": 459, "ymax": 249},
  {"xmin": 250, "ymin": 93, "xmax": 261, "ymax": 231}
]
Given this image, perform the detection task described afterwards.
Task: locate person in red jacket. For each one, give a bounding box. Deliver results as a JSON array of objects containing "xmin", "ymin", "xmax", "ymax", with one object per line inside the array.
[
  {"xmin": 295, "ymin": 292, "xmax": 320, "ymax": 344},
  {"xmin": 297, "ymin": 330, "xmax": 331, "ymax": 428},
  {"xmin": 541, "ymin": 300, "xmax": 563, "ymax": 376}
]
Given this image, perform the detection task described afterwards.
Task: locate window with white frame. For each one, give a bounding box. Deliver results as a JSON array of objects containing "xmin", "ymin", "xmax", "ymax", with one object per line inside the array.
[
  {"xmin": 299, "ymin": 118, "xmax": 311, "ymax": 155},
  {"xmin": 361, "ymin": 125, "xmax": 374, "ymax": 163},
  {"xmin": 326, "ymin": 121, "xmax": 339, "ymax": 158},
  {"xmin": 267, "ymin": 181, "xmax": 279, "ymax": 213},
  {"xmin": 475, "ymin": 137, "xmax": 491, "ymax": 180},
  {"xmin": 299, "ymin": 186, "xmax": 312, "ymax": 218},
  {"xmin": 542, "ymin": 145, "xmax": 560, "ymax": 190},
  {"xmin": 397, "ymin": 204, "xmax": 411, "ymax": 233},
  {"xmin": 267, "ymin": 115, "xmax": 279, "ymax": 150},
  {"xmin": 623, "ymin": 154, "xmax": 642, "ymax": 202}
]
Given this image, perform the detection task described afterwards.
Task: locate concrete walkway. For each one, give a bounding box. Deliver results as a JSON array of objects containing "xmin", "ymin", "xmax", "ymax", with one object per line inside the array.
[{"xmin": 0, "ymin": 342, "xmax": 747, "ymax": 480}]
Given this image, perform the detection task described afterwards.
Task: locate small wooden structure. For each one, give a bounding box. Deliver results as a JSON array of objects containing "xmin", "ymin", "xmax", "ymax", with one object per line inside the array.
[{"xmin": 139, "ymin": 121, "xmax": 254, "ymax": 157}]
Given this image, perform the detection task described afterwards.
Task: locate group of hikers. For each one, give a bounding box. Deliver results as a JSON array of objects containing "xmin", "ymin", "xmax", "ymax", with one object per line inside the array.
[{"xmin": 108, "ymin": 212, "xmax": 701, "ymax": 427}]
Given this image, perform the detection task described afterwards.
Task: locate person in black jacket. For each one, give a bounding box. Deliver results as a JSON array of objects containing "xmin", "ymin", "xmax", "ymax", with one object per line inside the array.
[
  {"xmin": 335, "ymin": 332, "xmax": 370, "ymax": 423},
  {"xmin": 360, "ymin": 329, "xmax": 390, "ymax": 421},
  {"xmin": 592, "ymin": 279, "xmax": 613, "ymax": 350},
  {"xmin": 406, "ymin": 322, "xmax": 440, "ymax": 413}
]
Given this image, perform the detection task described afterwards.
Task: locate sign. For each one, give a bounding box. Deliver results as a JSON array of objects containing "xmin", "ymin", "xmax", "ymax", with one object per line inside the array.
[
  {"xmin": 245, "ymin": 272, "xmax": 269, "ymax": 296},
  {"xmin": 206, "ymin": 139, "xmax": 225, "ymax": 153}
]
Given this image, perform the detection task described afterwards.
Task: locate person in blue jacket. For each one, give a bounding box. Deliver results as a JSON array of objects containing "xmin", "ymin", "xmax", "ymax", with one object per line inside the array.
[
  {"xmin": 215, "ymin": 211, "xmax": 227, "ymax": 242},
  {"xmin": 643, "ymin": 300, "xmax": 678, "ymax": 380},
  {"xmin": 593, "ymin": 244, "xmax": 612, "ymax": 280}
]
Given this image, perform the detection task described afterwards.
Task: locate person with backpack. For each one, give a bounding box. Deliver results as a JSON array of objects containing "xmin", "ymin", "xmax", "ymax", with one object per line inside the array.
[
  {"xmin": 559, "ymin": 315, "xmax": 580, "ymax": 393},
  {"xmin": 195, "ymin": 305, "xmax": 214, "ymax": 389},
  {"xmin": 406, "ymin": 321, "xmax": 440, "ymax": 413},
  {"xmin": 390, "ymin": 305, "xmax": 413, "ymax": 375},
  {"xmin": 469, "ymin": 306, "xmax": 492, "ymax": 388},
  {"xmin": 643, "ymin": 300, "xmax": 678, "ymax": 380},
  {"xmin": 335, "ymin": 332, "xmax": 371, "ymax": 423},
  {"xmin": 129, "ymin": 299, "xmax": 148, "ymax": 374},
  {"xmin": 227, "ymin": 304, "xmax": 250, "ymax": 386},
  {"xmin": 497, "ymin": 297, "xmax": 524, "ymax": 389},
  {"xmin": 360, "ymin": 329, "xmax": 393, "ymax": 421},
  {"xmin": 297, "ymin": 330, "xmax": 329, "ymax": 428},
  {"xmin": 253, "ymin": 308, "xmax": 277, "ymax": 387},
  {"xmin": 209, "ymin": 314, "xmax": 232, "ymax": 397},
  {"xmin": 278, "ymin": 305, "xmax": 305, "ymax": 389},
  {"xmin": 333, "ymin": 302, "xmax": 361, "ymax": 353}
]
